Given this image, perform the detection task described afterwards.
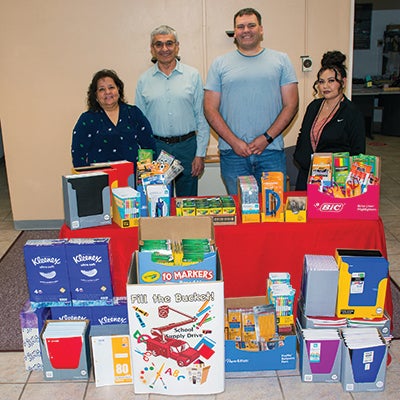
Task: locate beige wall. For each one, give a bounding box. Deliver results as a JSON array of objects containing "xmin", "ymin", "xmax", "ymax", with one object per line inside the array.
[{"xmin": 0, "ymin": 0, "xmax": 354, "ymax": 228}]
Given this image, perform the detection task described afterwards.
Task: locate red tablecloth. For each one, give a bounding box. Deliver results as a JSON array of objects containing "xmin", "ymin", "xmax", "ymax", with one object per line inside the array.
[{"xmin": 59, "ymin": 194, "xmax": 393, "ymax": 320}]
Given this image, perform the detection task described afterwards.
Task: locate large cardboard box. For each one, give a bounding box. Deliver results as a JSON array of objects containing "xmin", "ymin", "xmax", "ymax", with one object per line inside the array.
[
  {"xmin": 137, "ymin": 216, "xmax": 217, "ymax": 284},
  {"xmin": 127, "ymin": 251, "xmax": 225, "ymax": 395},
  {"xmin": 224, "ymin": 297, "xmax": 297, "ymax": 373}
]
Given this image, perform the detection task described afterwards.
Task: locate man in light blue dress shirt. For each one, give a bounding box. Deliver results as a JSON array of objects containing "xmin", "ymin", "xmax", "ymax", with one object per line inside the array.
[{"xmin": 135, "ymin": 25, "xmax": 210, "ymax": 197}]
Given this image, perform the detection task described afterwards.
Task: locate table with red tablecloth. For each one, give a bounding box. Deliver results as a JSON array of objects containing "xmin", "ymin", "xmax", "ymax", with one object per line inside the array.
[{"xmin": 59, "ymin": 195, "xmax": 393, "ymax": 320}]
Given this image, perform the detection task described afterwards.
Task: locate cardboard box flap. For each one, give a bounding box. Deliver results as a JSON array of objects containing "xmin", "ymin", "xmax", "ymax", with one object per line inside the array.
[{"xmin": 138, "ymin": 216, "xmax": 214, "ymax": 242}]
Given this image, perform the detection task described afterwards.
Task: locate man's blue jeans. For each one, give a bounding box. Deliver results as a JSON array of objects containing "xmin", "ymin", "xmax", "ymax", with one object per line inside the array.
[{"xmin": 220, "ymin": 149, "xmax": 286, "ymax": 195}]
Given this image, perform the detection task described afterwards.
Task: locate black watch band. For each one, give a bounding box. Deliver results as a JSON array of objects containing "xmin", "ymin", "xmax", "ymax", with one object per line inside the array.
[{"xmin": 263, "ymin": 132, "xmax": 274, "ymax": 144}]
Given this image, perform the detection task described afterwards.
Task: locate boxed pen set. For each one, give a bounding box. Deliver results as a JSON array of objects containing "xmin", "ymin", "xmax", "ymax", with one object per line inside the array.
[
  {"xmin": 175, "ymin": 196, "xmax": 237, "ymax": 225},
  {"xmin": 307, "ymin": 153, "xmax": 380, "ymax": 219},
  {"xmin": 237, "ymin": 175, "xmax": 260, "ymax": 223},
  {"xmin": 261, "ymin": 171, "xmax": 284, "ymax": 222}
]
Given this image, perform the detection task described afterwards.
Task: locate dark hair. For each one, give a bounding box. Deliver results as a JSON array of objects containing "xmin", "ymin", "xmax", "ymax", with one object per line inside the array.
[
  {"xmin": 313, "ymin": 51, "xmax": 347, "ymax": 95},
  {"xmin": 87, "ymin": 69, "xmax": 126, "ymax": 111},
  {"xmin": 234, "ymin": 7, "xmax": 262, "ymax": 26}
]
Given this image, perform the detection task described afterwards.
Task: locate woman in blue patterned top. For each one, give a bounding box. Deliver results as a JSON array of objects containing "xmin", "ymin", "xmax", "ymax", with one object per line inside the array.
[{"xmin": 71, "ymin": 69, "xmax": 156, "ymax": 167}]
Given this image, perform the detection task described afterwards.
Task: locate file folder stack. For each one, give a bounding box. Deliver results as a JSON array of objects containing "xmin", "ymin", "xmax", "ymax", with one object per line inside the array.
[
  {"xmin": 300, "ymin": 255, "xmax": 339, "ymax": 317},
  {"xmin": 297, "ymin": 324, "xmax": 342, "ymax": 383},
  {"xmin": 340, "ymin": 327, "xmax": 388, "ymax": 392},
  {"xmin": 335, "ymin": 249, "xmax": 389, "ymax": 319},
  {"xmin": 40, "ymin": 320, "xmax": 91, "ymax": 381}
]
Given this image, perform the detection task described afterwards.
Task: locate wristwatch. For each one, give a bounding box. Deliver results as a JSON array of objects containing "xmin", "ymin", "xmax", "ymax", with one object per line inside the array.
[{"xmin": 263, "ymin": 132, "xmax": 274, "ymax": 144}]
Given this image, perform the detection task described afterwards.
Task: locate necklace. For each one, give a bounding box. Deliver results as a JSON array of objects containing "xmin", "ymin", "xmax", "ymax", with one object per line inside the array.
[{"xmin": 310, "ymin": 96, "xmax": 343, "ymax": 151}]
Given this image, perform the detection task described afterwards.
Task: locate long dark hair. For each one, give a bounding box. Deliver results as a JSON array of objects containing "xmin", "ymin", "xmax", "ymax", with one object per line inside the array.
[
  {"xmin": 313, "ymin": 51, "xmax": 347, "ymax": 96},
  {"xmin": 87, "ymin": 69, "xmax": 126, "ymax": 111}
]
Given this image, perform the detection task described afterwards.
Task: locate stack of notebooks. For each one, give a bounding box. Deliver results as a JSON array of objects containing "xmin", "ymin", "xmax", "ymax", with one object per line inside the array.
[{"xmin": 340, "ymin": 327, "xmax": 388, "ymax": 392}]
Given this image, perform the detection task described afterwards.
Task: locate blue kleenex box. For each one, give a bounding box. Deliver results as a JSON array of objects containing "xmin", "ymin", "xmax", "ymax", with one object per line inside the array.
[
  {"xmin": 91, "ymin": 305, "xmax": 128, "ymax": 325},
  {"xmin": 51, "ymin": 305, "xmax": 128, "ymax": 325},
  {"xmin": 65, "ymin": 238, "xmax": 113, "ymax": 306},
  {"xmin": 23, "ymin": 239, "xmax": 72, "ymax": 307},
  {"xmin": 50, "ymin": 306, "xmax": 92, "ymax": 322}
]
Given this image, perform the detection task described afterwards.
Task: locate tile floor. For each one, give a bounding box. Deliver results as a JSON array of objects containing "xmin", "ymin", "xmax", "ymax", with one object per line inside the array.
[{"xmin": 0, "ymin": 134, "xmax": 400, "ymax": 399}]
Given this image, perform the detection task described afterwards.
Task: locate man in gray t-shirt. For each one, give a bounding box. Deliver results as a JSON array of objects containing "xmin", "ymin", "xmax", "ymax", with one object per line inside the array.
[{"xmin": 204, "ymin": 7, "xmax": 299, "ymax": 194}]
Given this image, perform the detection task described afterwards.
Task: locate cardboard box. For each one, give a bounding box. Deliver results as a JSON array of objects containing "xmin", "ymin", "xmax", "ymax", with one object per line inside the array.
[
  {"xmin": 91, "ymin": 324, "xmax": 133, "ymax": 387},
  {"xmin": 137, "ymin": 216, "xmax": 217, "ymax": 284},
  {"xmin": 126, "ymin": 251, "xmax": 225, "ymax": 395},
  {"xmin": 62, "ymin": 172, "xmax": 112, "ymax": 230},
  {"xmin": 307, "ymin": 183, "xmax": 380, "ymax": 220},
  {"xmin": 40, "ymin": 319, "xmax": 91, "ymax": 381},
  {"xmin": 51, "ymin": 304, "xmax": 128, "ymax": 326},
  {"xmin": 112, "ymin": 187, "xmax": 140, "ymax": 228},
  {"xmin": 260, "ymin": 172, "xmax": 284, "ymax": 222},
  {"xmin": 340, "ymin": 328, "xmax": 387, "ymax": 392},
  {"xmin": 335, "ymin": 249, "xmax": 388, "ymax": 319},
  {"xmin": 19, "ymin": 301, "xmax": 51, "ymax": 371},
  {"xmin": 23, "ymin": 239, "xmax": 72, "ymax": 307},
  {"xmin": 297, "ymin": 320, "xmax": 342, "ymax": 383},
  {"xmin": 285, "ymin": 196, "xmax": 307, "ymax": 222},
  {"xmin": 146, "ymin": 184, "xmax": 171, "ymax": 217},
  {"xmin": 238, "ymin": 176, "xmax": 260, "ymax": 223},
  {"xmin": 73, "ymin": 160, "xmax": 135, "ymax": 188},
  {"xmin": 65, "ymin": 238, "xmax": 113, "ymax": 306},
  {"xmin": 175, "ymin": 197, "xmax": 237, "ymax": 225},
  {"xmin": 224, "ymin": 297, "xmax": 297, "ymax": 373}
]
